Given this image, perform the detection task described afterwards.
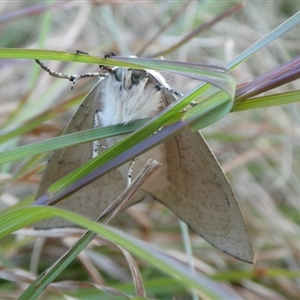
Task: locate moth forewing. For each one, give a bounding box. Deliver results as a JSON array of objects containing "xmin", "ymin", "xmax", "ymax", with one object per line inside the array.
[
  {"xmin": 35, "ymin": 79, "xmax": 127, "ymax": 228},
  {"xmin": 35, "ymin": 65, "xmax": 253, "ymax": 262}
]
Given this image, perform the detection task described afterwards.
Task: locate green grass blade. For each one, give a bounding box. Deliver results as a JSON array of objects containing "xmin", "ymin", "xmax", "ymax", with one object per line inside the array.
[
  {"xmin": 0, "ymin": 119, "xmax": 148, "ymax": 165},
  {"xmin": 226, "ymin": 11, "xmax": 300, "ymax": 70},
  {"xmin": 0, "ymin": 48, "xmax": 231, "ymax": 85},
  {"xmin": 231, "ymin": 90, "xmax": 300, "ymax": 112}
]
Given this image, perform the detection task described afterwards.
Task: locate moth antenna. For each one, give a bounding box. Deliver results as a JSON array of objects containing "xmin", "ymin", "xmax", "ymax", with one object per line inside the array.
[
  {"xmin": 104, "ymin": 52, "xmax": 116, "ymax": 58},
  {"xmin": 35, "ymin": 59, "xmax": 107, "ymax": 90},
  {"xmin": 76, "ymin": 50, "xmax": 89, "ymax": 55},
  {"xmin": 127, "ymin": 158, "xmax": 136, "ymax": 186},
  {"xmin": 155, "ymin": 84, "xmax": 183, "ymax": 97}
]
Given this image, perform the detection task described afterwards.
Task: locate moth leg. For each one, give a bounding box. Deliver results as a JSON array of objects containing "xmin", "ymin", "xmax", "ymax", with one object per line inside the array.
[
  {"xmin": 127, "ymin": 158, "xmax": 136, "ymax": 186},
  {"xmin": 76, "ymin": 50, "xmax": 113, "ymax": 72},
  {"xmin": 93, "ymin": 142, "xmax": 107, "ymax": 158},
  {"xmin": 94, "ymin": 109, "xmax": 101, "ymax": 129},
  {"xmin": 155, "ymin": 84, "xmax": 183, "ymax": 97},
  {"xmin": 35, "ymin": 59, "xmax": 107, "ymax": 90},
  {"xmin": 92, "ymin": 109, "xmax": 108, "ymax": 158},
  {"xmin": 76, "ymin": 50, "xmax": 115, "ymax": 59},
  {"xmin": 99, "ymin": 52, "xmax": 116, "ymax": 73}
]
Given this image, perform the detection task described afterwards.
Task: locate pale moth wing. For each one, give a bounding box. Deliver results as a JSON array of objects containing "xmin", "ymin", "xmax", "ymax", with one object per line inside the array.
[
  {"xmin": 35, "ymin": 81, "xmax": 126, "ymax": 228},
  {"xmin": 35, "ymin": 66, "xmax": 253, "ymax": 262}
]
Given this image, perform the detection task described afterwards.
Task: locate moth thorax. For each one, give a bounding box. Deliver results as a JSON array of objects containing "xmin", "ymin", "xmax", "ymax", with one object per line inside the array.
[{"xmin": 100, "ymin": 68, "xmax": 166, "ymax": 127}]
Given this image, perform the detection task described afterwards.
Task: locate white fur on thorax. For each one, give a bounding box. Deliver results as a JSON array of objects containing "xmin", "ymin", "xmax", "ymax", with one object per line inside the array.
[
  {"xmin": 96, "ymin": 67, "xmax": 169, "ymax": 178},
  {"xmin": 100, "ymin": 68, "xmax": 167, "ymax": 127}
]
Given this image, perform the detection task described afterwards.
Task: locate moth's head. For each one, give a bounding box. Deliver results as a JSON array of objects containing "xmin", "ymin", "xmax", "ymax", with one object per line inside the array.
[
  {"xmin": 108, "ymin": 67, "xmax": 169, "ymax": 91},
  {"xmin": 112, "ymin": 67, "xmax": 148, "ymax": 90}
]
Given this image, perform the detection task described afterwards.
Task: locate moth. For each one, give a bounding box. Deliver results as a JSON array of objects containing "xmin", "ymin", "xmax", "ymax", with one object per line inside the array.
[{"xmin": 35, "ymin": 59, "xmax": 254, "ymax": 263}]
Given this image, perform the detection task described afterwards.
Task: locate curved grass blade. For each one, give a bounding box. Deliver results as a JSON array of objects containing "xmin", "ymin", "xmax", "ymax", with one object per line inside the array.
[{"xmin": 0, "ymin": 48, "xmax": 231, "ymax": 86}]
